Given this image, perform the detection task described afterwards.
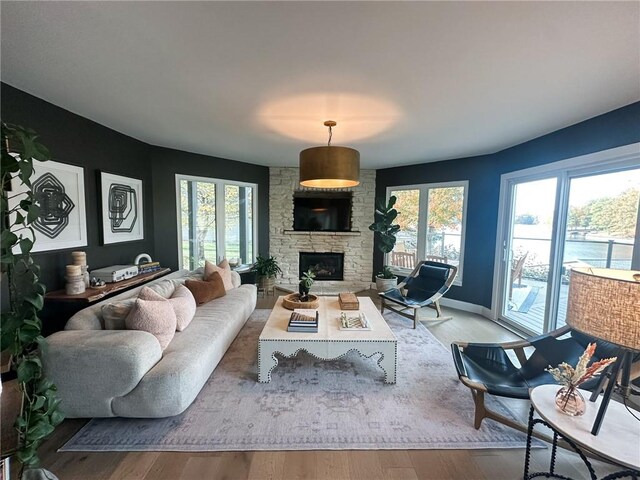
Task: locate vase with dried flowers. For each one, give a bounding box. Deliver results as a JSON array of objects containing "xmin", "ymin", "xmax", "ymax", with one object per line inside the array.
[{"xmin": 545, "ymin": 343, "xmax": 617, "ymax": 416}]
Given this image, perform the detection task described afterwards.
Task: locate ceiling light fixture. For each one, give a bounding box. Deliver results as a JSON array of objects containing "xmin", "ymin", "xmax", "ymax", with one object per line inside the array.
[{"xmin": 299, "ymin": 120, "xmax": 360, "ymax": 188}]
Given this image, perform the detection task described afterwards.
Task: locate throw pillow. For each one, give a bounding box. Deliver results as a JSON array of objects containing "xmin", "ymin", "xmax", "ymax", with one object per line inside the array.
[
  {"xmin": 169, "ymin": 284, "xmax": 197, "ymax": 331},
  {"xmin": 204, "ymin": 260, "xmax": 234, "ymax": 291},
  {"xmin": 185, "ymin": 273, "xmax": 226, "ymax": 305},
  {"xmin": 102, "ymin": 299, "xmax": 135, "ymax": 330},
  {"xmin": 125, "ymin": 287, "xmax": 177, "ymax": 350}
]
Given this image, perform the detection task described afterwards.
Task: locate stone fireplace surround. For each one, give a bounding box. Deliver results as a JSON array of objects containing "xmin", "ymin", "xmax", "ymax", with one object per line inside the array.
[{"xmin": 269, "ymin": 167, "xmax": 375, "ymax": 294}]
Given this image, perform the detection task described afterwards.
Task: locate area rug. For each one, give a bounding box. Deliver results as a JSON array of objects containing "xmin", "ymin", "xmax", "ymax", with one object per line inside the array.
[{"xmin": 61, "ymin": 309, "xmax": 536, "ymax": 452}]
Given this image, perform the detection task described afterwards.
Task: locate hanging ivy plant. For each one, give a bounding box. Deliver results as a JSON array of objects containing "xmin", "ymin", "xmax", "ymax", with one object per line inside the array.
[{"xmin": 1, "ymin": 122, "xmax": 64, "ymax": 469}]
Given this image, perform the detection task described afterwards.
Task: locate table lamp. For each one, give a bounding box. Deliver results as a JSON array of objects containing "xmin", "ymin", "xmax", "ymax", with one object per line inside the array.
[{"xmin": 565, "ymin": 267, "xmax": 640, "ymax": 436}]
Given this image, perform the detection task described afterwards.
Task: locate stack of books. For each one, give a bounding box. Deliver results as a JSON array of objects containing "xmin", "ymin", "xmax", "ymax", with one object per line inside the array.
[
  {"xmin": 138, "ymin": 261, "xmax": 162, "ymax": 274},
  {"xmin": 287, "ymin": 309, "xmax": 319, "ymax": 333}
]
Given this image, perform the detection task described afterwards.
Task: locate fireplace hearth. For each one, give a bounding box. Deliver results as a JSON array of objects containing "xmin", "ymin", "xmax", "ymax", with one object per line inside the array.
[{"xmin": 299, "ymin": 252, "xmax": 344, "ymax": 281}]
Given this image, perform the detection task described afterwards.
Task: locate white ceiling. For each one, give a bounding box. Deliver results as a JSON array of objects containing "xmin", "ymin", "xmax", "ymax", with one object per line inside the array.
[{"xmin": 1, "ymin": 2, "xmax": 639, "ymax": 169}]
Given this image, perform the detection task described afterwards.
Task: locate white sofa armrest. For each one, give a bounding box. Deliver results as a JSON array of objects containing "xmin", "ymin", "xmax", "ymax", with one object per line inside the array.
[{"xmin": 42, "ymin": 330, "xmax": 162, "ymax": 418}]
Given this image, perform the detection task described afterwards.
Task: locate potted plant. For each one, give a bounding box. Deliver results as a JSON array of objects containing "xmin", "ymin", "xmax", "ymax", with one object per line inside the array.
[
  {"xmin": 369, "ymin": 196, "xmax": 400, "ymax": 291},
  {"xmin": 251, "ymin": 255, "xmax": 282, "ymax": 293},
  {"xmin": 1, "ymin": 123, "xmax": 64, "ymax": 478},
  {"xmin": 298, "ymin": 269, "xmax": 316, "ymax": 302}
]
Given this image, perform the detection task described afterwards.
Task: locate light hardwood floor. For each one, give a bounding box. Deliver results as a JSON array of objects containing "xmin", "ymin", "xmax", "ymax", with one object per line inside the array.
[{"xmin": 2, "ymin": 290, "xmax": 619, "ymax": 479}]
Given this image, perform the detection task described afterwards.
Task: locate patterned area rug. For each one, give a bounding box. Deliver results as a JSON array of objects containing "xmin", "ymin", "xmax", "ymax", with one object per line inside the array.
[{"xmin": 61, "ymin": 309, "xmax": 534, "ymax": 452}]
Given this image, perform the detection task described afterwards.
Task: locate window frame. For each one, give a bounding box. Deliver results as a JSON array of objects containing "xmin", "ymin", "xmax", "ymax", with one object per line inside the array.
[
  {"xmin": 385, "ymin": 180, "xmax": 469, "ymax": 286},
  {"xmin": 175, "ymin": 174, "xmax": 259, "ymax": 270}
]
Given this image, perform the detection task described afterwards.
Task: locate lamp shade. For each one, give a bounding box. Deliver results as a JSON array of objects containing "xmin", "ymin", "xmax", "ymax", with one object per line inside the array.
[
  {"xmin": 566, "ymin": 268, "xmax": 640, "ymax": 351},
  {"xmin": 299, "ymin": 146, "xmax": 360, "ymax": 188}
]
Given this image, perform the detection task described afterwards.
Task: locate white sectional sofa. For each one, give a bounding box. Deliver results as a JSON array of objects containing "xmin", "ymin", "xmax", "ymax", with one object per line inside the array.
[{"xmin": 42, "ymin": 269, "xmax": 257, "ymax": 418}]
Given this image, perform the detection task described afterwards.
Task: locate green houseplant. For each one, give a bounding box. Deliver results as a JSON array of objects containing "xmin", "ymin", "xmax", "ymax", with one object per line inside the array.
[
  {"xmin": 251, "ymin": 255, "xmax": 282, "ymax": 293},
  {"xmin": 1, "ymin": 123, "xmax": 64, "ymax": 477},
  {"xmin": 369, "ymin": 195, "xmax": 400, "ymax": 291},
  {"xmin": 298, "ymin": 269, "xmax": 316, "ymax": 302}
]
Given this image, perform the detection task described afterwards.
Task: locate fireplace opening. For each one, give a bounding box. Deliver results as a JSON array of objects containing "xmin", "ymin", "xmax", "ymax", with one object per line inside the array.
[{"xmin": 299, "ymin": 252, "xmax": 344, "ymax": 281}]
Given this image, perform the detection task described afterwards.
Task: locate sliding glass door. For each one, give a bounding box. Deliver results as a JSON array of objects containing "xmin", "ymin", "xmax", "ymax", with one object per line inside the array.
[
  {"xmin": 500, "ymin": 178, "xmax": 558, "ymax": 334},
  {"xmin": 496, "ymin": 154, "xmax": 639, "ymax": 335}
]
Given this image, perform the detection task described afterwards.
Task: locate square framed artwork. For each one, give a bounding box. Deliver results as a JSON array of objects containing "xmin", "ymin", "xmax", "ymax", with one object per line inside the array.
[
  {"xmin": 8, "ymin": 160, "xmax": 88, "ymax": 253},
  {"xmin": 99, "ymin": 171, "xmax": 144, "ymax": 244}
]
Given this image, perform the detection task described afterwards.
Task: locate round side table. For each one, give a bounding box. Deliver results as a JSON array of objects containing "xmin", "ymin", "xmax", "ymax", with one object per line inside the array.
[{"xmin": 524, "ymin": 384, "xmax": 640, "ymax": 480}]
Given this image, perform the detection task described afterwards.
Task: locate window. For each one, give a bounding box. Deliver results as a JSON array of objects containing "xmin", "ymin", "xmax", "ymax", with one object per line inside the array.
[
  {"xmin": 386, "ymin": 181, "xmax": 468, "ymax": 285},
  {"xmin": 176, "ymin": 175, "xmax": 257, "ymax": 270}
]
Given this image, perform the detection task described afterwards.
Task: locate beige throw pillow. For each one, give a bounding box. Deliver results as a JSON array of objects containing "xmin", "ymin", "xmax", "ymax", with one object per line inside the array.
[
  {"xmin": 125, "ymin": 287, "xmax": 177, "ymax": 350},
  {"xmin": 204, "ymin": 260, "xmax": 234, "ymax": 291},
  {"xmin": 169, "ymin": 284, "xmax": 197, "ymax": 331},
  {"xmin": 102, "ymin": 299, "xmax": 136, "ymax": 330}
]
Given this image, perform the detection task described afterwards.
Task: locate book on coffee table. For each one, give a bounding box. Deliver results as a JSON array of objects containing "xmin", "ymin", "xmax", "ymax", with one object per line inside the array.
[{"xmin": 287, "ymin": 310, "xmax": 319, "ymax": 332}]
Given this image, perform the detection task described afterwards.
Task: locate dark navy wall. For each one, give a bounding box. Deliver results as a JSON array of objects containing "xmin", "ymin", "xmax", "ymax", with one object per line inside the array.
[
  {"xmin": 1, "ymin": 83, "xmax": 154, "ymax": 292},
  {"xmin": 375, "ymin": 102, "xmax": 640, "ymax": 308},
  {"xmin": 150, "ymin": 146, "xmax": 270, "ymax": 272},
  {"xmin": 1, "ymin": 83, "xmax": 270, "ymax": 293}
]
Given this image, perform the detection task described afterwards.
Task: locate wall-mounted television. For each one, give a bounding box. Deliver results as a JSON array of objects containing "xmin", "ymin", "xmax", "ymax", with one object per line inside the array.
[{"xmin": 293, "ymin": 192, "xmax": 353, "ymax": 232}]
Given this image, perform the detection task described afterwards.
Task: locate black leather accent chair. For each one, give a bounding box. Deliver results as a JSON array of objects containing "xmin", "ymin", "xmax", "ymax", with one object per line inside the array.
[
  {"xmin": 451, "ymin": 326, "xmax": 625, "ymax": 434},
  {"xmin": 380, "ymin": 260, "xmax": 458, "ymax": 328}
]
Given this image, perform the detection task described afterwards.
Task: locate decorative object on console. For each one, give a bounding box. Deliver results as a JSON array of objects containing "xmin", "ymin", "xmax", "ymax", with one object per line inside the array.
[
  {"xmin": 565, "ymin": 267, "xmax": 640, "ymax": 435},
  {"xmin": 71, "ymin": 250, "xmax": 89, "ymax": 287},
  {"xmin": 134, "ymin": 253, "xmax": 152, "ymax": 265},
  {"xmin": 99, "ymin": 171, "xmax": 144, "ymax": 244},
  {"xmin": 369, "ymin": 195, "xmax": 400, "ymax": 291},
  {"xmin": 545, "ymin": 343, "xmax": 616, "ymax": 417},
  {"xmin": 90, "ymin": 264, "xmax": 139, "ymax": 283},
  {"xmin": 299, "ymin": 120, "xmax": 360, "ymax": 188},
  {"xmin": 7, "ymin": 158, "xmax": 87, "ymax": 253},
  {"xmin": 65, "ymin": 264, "xmax": 85, "ymax": 295},
  {"xmin": 298, "ymin": 269, "xmax": 315, "ymax": 301}
]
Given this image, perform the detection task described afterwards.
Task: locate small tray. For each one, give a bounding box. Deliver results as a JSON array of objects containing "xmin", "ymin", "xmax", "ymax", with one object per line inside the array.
[
  {"xmin": 339, "ymin": 312, "xmax": 371, "ymax": 331},
  {"xmin": 282, "ymin": 293, "xmax": 320, "ymax": 310}
]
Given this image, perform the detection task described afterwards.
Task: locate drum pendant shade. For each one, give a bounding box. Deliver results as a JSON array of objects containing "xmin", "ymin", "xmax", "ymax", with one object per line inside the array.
[{"xmin": 299, "ymin": 121, "xmax": 360, "ymax": 188}]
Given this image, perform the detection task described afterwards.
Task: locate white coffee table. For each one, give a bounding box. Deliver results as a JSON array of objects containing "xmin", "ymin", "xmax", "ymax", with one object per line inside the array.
[{"xmin": 258, "ymin": 296, "xmax": 397, "ymax": 384}]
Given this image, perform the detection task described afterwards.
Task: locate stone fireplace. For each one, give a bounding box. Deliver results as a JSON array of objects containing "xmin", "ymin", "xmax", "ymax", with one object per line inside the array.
[
  {"xmin": 269, "ymin": 167, "xmax": 375, "ymax": 294},
  {"xmin": 299, "ymin": 252, "xmax": 344, "ymax": 281}
]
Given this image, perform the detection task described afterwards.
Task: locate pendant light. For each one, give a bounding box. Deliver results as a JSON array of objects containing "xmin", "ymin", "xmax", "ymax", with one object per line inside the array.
[{"xmin": 299, "ymin": 120, "xmax": 360, "ymax": 188}]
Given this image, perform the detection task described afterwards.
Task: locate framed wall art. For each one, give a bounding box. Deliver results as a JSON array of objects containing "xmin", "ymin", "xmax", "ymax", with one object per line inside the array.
[
  {"xmin": 99, "ymin": 171, "xmax": 144, "ymax": 244},
  {"xmin": 8, "ymin": 160, "xmax": 87, "ymax": 253}
]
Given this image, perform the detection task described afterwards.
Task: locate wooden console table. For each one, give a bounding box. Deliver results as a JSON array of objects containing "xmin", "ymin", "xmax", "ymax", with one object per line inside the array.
[{"xmin": 45, "ymin": 268, "xmax": 172, "ymax": 304}]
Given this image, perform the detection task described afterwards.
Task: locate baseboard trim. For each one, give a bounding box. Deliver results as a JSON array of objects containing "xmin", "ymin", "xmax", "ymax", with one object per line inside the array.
[{"xmin": 439, "ymin": 298, "xmax": 483, "ymax": 315}]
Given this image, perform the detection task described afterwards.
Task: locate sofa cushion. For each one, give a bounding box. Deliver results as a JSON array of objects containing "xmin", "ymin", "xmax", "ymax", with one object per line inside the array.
[
  {"xmin": 102, "ymin": 299, "xmax": 136, "ymax": 330},
  {"xmin": 185, "ymin": 274, "xmax": 226, "ymax": 305},
  {"xmin": 205, "ymin": 260, "xmax": 234, "ymax": 291},
  {"xmin": 126, "ymin": 287, "xmax": 177, "ymax": 350},
  {"xmin": 170, "ymin": 284, "xmax": 197, "ymax": 331},
  {"xmin": 147, "ymin": 278, "xmax": 177, "ymax": 299}
]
